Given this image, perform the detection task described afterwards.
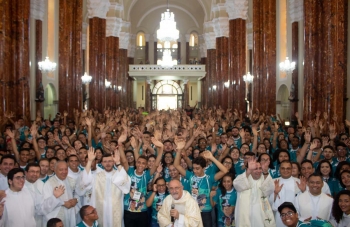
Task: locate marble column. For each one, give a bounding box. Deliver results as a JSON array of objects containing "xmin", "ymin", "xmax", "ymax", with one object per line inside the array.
[
  {"xmin": 128, "ymin": 58, "xmax": 134, "ymax": 107},
  {"xmin": 185, "ymin": 34, "xmax": 190, "ymax": 64},
  {"xmin": 213, "ymin": 17, "xmax": 229, "ymax": 110},
  {"xmin": 119, "ymin": 30, "xmax": 129, "ymax": 109},
  {"xmin": 154, "ymin": 41, "xmax": 157, "ymax": 64},
  {"xmin": 145, "ymin": 34, "xmax": 150, "ymax": 63},
  {"xmin": 204, "ymin": 31, "xmax": 216, "ymax": 108},
  {"xmin": 0, "ymin": 0, "xmax": 30, "ymax": 120},
  {"xmin": 87, "ymin": 0, "xmax": 109, "ymax": 112},
  {"xmin": 303, "ymin": 0, "xmax": 347, "ymax": 121},
  {"xmin": 106, "ymin": 17, "xmax": 122, "ymax": 109},
  {"xmin": 35, "ymin": 20, "xmax": 43, "ymax": 115},
  {"xmin": 226, "ymin": 0, "xmax": 248, "ymax": 112},
  {"xmin": 59, "ymin": 0, "xmax": 83, "ymax": 115},
  {"xmin": 253, "ymin": 0, "xmax": 276, "ymax": 114}
]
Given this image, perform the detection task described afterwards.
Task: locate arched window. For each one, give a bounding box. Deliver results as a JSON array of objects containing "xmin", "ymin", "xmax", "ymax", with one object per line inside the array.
[
  {"xmin": 136, "ymin": 32, "xmax": 145, "ymax": 46},
  {"xmin": 189, "ymin": 32, "xmax": 199, "ymax": 64},
  {"xmin": 189, "ymin": 32, "xmax": 198, "ymax": 47}
]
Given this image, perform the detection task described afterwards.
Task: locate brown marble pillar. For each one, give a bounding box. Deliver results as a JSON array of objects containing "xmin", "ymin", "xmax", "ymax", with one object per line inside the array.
[
  {"xmin": 207, "ymin": 49, "xmax": 216, "ymax": 108},
  {"xmin": 145, "ymin": 82, "xmax": 151, "ymax": 111},
  {"xmin": 253, "ymin": 0, "xmax": 276, "ymax": 114},
  {"xmin": 303, "ymin": 0, "xmax": 347, "ymax": 122},
  {"xmin": 229, "ymin": 19, "xmax": 246, "ymax": 111},
  {"xmin": 290, "ymin": 22, "xmax": 299, "ymax": 121},
  {"xmin": 216, "ymin": 37, "xmax": 229, "ymax": 110},
  {"xmin": 59, "ymin": 0, "xmax": 83, "ymax": 115},
  {"xmin": 128, "ymin": 57, "xmax": 134, "ymax": 108},
  {"xmin": 0, "ymin": 0, "xmax": 30, "ymax": 120},
  {"xmin": 35, "ymin": 20, "xmax": 43, "ymax": 115},
  {"xmin": 119, "ymin": 49, "xmax": 127, "ymax": 108},
  {"xmin": 89, "ymin": 17, "xmax": 106, "ymax": 112},
  {"xmin": 201, "ymin": 57, "xmax": 207, "ymax": 107},
  {"xmin": 106, "ymin": 37, "xmax": 119, "ymax": 109}
]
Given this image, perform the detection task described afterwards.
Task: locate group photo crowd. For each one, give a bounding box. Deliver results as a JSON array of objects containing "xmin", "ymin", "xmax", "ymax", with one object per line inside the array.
[{"xmin": 1, "ymin": 105, "xmax": 350, "ymax": 227}]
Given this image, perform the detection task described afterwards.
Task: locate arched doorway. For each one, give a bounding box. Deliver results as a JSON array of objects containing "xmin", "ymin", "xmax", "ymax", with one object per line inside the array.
[
  {"xmin": 276, "ymin": 84, "xmax": 290, "ymax": 121},
  {"xmin": 44, "ymin": 83, "xmax": 58, "ymax": 119},
  {"xmin": 151, "ymin": 80, "xmax": 183, "ymax": 110}
]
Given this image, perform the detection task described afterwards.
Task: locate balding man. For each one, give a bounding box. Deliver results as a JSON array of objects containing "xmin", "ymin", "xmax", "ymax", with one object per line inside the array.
[
  {"xmin": 43, "ymin": 161, "xmax": 80, "ymax": 226},
  {"xmin": 158, "ymin": 179, "xmax": 203, "ymax": 227}
]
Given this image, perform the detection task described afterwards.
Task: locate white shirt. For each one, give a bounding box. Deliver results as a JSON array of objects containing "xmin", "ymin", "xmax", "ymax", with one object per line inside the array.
[{"xmin": 0, "ymin": 173, "xmax": 8, "ymax": 190}]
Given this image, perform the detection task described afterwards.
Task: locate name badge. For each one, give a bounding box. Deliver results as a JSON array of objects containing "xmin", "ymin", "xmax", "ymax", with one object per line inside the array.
[{"xmin": 133, "ymin": 191, "xmax": 141, "ymax": 201}]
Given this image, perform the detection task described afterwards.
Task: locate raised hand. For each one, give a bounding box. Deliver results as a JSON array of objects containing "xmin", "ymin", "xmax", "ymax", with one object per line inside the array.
[
  {"xmin": 156, "ymin": 163, "xmax": 163, "ymax": 173},
  {"xmin": 247, "ymin": 159, "xmax": 258, "ymax": 171},
  {"xmin": 274, "ymin": 180, "xmax": 284, "ymax": 198},
  {"xmin": 174, "ymin": 136, "xmax": 186, "ymax": 150},
  {"xmin": 151, "ymin": 137, "xmax": 164, "ymax": 148},
  {"xmin": 153, "ymin": 183, "xmax": 158, "ymax": 192},
  {"xmin": 85, "ymin": 117, "xmax": 92, "ymax": 127},
  {"xmin": 304, "ymin": 131, "xmax": 311, "ymax": 143},
  {"xmin": 6, "ymin": 129, "xmax": 15, "ymax": 139},
  {"xmin": 87, "ymin": 147, "xmax": 96, "ymax": 162},
  {"xmin": 296, "ymin": 176, "xmax": 307, "ymax": 192},
  {"xmin": 309, "ymin": 140, "xmax": 318, "ymax": 150},
  {"xmin": 295, "ymin": 112, "xmax": 299, "ymax": 119},
  {"xmin": 112, "ymin": 148, "xmax": 121, "ymax": 164},
  {"xmin": 202, "ymin": 151, "xmax": 213, "ymax": 160},
  {"xmin": 53, "ymin": 185, "xmax": 65, "ymax": 198},
  {"xmin": 118, "ymin": 131, "xmax": 127, "ymax": 144},
  {"xmin": 130, "ymin": 137, "xmax": 138, "ymax": 149}
]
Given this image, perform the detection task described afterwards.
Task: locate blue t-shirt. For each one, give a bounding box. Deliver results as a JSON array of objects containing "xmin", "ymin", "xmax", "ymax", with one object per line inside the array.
[
  {"xmin": 234, "ymin": 159, "xmax": 245, "ymax": 177},
  {"xmin": 214, "ymin": 188, "xmax": 237, "ymax": 227},
  {"xmin": 124, "ymin": 167, "xmax": 151, "ymax": 212},
  {"xmin": 185, "ymin": 170, "xmax": 216, "ymax": 212},
  {"xmin": 147, "ymin": 192, "xmax": 168, "ymax": 222}
]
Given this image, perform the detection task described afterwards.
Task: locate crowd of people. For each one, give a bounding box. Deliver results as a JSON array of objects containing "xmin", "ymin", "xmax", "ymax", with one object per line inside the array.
[{"xmin": 0, "ymin": 105, "xmax": 350, "ymax": 227}]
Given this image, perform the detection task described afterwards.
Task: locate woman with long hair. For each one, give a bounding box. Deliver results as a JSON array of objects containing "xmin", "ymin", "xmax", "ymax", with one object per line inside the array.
[
  {"xmin": 340, "ymin": 170, "xmax": 350, "ymax": 191},
  {"xmin": 331, "ymin": 190, "xmax": 350, "ymax": 226},
  {"xmin": 316, "ymin": 159, "xmax": 337, "ymax": 196},
  {"xmin": 210, "ymin": 173, "xmax": 237, "ymax": 227}
]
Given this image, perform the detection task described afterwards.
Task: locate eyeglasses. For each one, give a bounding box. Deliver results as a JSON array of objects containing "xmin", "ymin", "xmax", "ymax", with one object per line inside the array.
[
  {"xmin": 85, "ymin": 208, "xmax": 97, "ymax": 216},
  {"xmin": 280, "ymin": 211, "xmax": 294, "ymax": 219},
  {"xmin": 157, "ymin": 184, "xmax": 166, "ymax": 187},
  {"xmin": 223, "ymin": 161, "xmax": 233, "ymax": 165},
  {"xmin": 14, "ymin": 176, "xmax": 26, "ymax": 180}
]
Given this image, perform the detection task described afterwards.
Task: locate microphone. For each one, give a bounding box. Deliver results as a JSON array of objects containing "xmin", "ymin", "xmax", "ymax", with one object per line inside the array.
[{"xmin": 171, "ymin": 204, "xmax": 175, "ymax": 223}]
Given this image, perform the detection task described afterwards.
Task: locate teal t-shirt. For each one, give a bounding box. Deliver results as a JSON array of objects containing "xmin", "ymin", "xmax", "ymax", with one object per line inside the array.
[
  {"xmin": 124, "ymin": 167, "xmax": 151, "ymax": 212},
  {"xmin": 147, "ymin": 192, "xmax": 169, "ymax": 222},
  {"xmin": 234, "ymin": 159, "xmax": 245, "ymax": 177},
  {"xmin": 185, "ymin": 170, "xmax": 216, "ymax": 212},
  {"xmin": 214, "ymin": 188, "xmax": 237, "ymax": 227}
]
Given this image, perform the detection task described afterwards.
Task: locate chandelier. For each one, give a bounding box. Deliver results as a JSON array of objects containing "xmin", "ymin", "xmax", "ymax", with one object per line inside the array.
[
  {"xmin": 81, "ymin": 72, "xmax": 92, "ymax": 84},
  {"xmin": 38, "ymin": 57, "xmax": 57, "ymax": 73},
  {"xmin": 243, "ymin": 72, "xmax": 254, "ymax": 83},
  {"xmin": 279, "ymin": 57, "xmax": 296, "ymax": 74},
  {"xmin": 156, "ymin": 0, "xmax": 179, "ymax": 42},
  {"xmin": 157, "ymin": 49, "xmax": 177, "ymax": 68}
]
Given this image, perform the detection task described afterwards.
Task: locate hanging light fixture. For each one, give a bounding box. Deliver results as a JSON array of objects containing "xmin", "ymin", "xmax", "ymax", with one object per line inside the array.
[
  {"xmin": 38, "ymin": 57, "xmax": 57, "ymax": 73},
  {"xmin": 156, "ymin": 0, "xmax": 179, "ymax": 42},
  {"xmin": 157, "ymin": 49, "xmax": 178, "ymax": 68},
  {"xmin": 279, "ymin": 57, "xmax": 296, "ymax": 74},
  {"xmin": 243, "ymin": 72, "xmax": 254, "ymax": 83}
]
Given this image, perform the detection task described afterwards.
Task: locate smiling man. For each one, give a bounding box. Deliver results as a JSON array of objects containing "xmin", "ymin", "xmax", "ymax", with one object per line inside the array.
[
  {"xmin": 278, "ymin": 202, "xmax": 309, "ymax": 227},
  {"xmin": 295, "ymin": 173, "xmax": 333, "ymax": 222},
  {"xmin": 158, "ymin": 179, "xmax": 203, "ymax": 227}
]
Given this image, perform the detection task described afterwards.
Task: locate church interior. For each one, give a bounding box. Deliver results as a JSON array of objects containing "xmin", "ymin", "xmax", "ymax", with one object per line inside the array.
[{"xmin": 0, "ymin": 0, "xmax": 348, "ymax": 123}]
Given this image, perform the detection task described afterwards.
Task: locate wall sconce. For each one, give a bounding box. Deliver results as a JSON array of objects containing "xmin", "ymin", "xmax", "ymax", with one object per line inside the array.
[
  {"xmin": 113, "ymin": 85, "xmax": 122, "ymax": 93},
  {"xmin": 224, "ymin": 80, "xmax": 230, "ymax": 88},
  {"xmin": 105, "ymin": 79, "xmax": 111, "ymax": 88},
  {"xmin": 212, "ymin": 85, "xmax": 217, "ymax": 90},
  {"xmin": 81, "ymin": 72, "xmax": 92, "ymax": 84}
]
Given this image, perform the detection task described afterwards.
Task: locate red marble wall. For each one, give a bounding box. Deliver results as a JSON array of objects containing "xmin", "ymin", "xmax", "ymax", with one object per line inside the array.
[
  {"xmin": 35, "ymin": 20, "xmax": 43, "ymax": 115},
  {"xmin": 290, "ymin": 22, "xmax": 299, "ymax": 121},
  {"xmin": 201, "ymin": 57, "xmax": 207, "ymax": 108},
  {"xmin": 89, "ymin": 17, "xmax": 106, "ymax": 112},
  {"xmin": 229, "ymin": 19, "xmax": 246, "ymax": 112},
  {"xmin": 119, "ymin": 49, "xmax": 127, "ymax": 108},
  {"xmin": 59, "ymin": 0, "xmax": 83, "ymax": 115},
  {"xmin": 106, "ymin": 37, "xmax": 119, "ymax": 109},
  {"xmin": 207, "ymin": 49, "xmax": 216, "ymax": 108},
  {"xmin": 253, "ymin": 0, "xmax": 276, "ymax": 114},
  {"xmin": 128, "ymin": 57, "xmax": 134, "ymax": 108},
  {"xmin": 0, "ymin": 0, "xmax": 30, "ymax": 121},
  {"xmin": 303, "ymin": 0, "xmax": 347, "ymax": 122}
]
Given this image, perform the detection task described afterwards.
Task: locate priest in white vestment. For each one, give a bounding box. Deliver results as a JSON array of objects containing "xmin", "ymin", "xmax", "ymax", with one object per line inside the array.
[
  {"xmin": 158, "ymin": 179, "xmax": 203, "ymax": 227},
  {"xmin": 81, "ymin": 148, "xmax": 131, "ymax": 227},
  {"xmin": 43, "ymin": 161, "xmax": 80, "ymax": 227},
  {"xmin": 234, "ymin": 159, "xmax": 276, "ymax": 227},
  {"xmin": 295, "ymin": 173, "xmax": 333, "ymax": 221},
  {"xmin": 0, "ymin": 155, "xmax": 16, "ymax": 191},
  {"xmin": 269, "ymin": 161, "xmax": 305, "ymax": 227},
  {"xmin": 0, "ymin": 168, "xmax": 63, "ymax": 227}
]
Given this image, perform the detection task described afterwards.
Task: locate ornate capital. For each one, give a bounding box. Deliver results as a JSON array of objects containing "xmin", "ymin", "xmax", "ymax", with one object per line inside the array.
[
  {"xmin": 109, "ymin": 2, "xmax": 123, "ymax": 11},
  {"xmin": 213, "ymin": 17, "xmax": 229, "ymax": 38},
  {"xmin": 119, "ymin": 32, "xmax": 129, "ymax": 49},
  {"xmin": 204, "ymin": 32, "xmax": 216, "ymax": 49},
  {"xmin": 177, "ymin": 34, "xmax": 183, "ymax": 43},
  {"xmin": 87, "ymin": 0, "xmax": 110, "ymax": 19},
  {"xmin": 225, "ymin": 0, "xmax": 248, "ymax": 20},
  {"xmin": 200, "ymin": 43, "xmax": 207, "ymax": 58},
  {"xmin": 211, "ymin": 3, "xmax": 226, "ymax": 13},
  {"xmin": 288, "ymin": 0, "xmax": 303, "ymax": 23},
  {"xmin": 30, "ymin": 0, "xmax": 45, "ymax": 21},
  {"xmin": 106, "ymin": 17, "xmax": 122, "ymax": 37}
]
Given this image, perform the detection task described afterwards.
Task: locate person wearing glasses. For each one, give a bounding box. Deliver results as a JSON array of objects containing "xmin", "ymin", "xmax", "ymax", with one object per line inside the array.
[
  {"xmin": 158, "ymin": 179, "xmax": 203, "ymax": 227},
  {"xmin": 278, "ymin": 202, "xmax": 309, "ymax": 227},
  {"xmin": 0, "ymin": 168, "xmax": 64, "ymax": 226},
  {"xmin": 76, "ymin": 205, "xmax": 99, "ymax": 227}
]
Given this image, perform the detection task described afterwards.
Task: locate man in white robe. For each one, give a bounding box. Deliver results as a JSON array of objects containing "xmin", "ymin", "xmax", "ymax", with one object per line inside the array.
[
  {"xmin": 269, "ymin": 160, "xmax": 305, "ymax": 227},
  {"xmin": 158, "ymin": 179, "xmax": 203, "ymax": 227},
  {"xmin": 80, "ymin": 147, "xmax": 131, "ymax": 227},
  {"xmin": 43, "ymin": 161, "xmax": 80, "ymax": 227},
  {"xmin": 295, "ymin": 173, "xmax": 333, "ymax": 221},
  {"xmin": 0, "ymin": 155, "xmax": 16, "ymax": 190},
  {"xmin": 234, "ymin": 159, "xmax": 276, "ymax": 227},
  {"xmin": 0, "ymin": 168, "xmax": 63, "ymax": 227}
]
